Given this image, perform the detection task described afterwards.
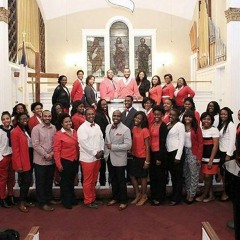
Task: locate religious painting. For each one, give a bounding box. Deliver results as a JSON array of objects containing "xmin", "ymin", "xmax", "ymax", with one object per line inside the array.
[
  {"xmin": 110, "ymin": 21, "xmax": 129, "ymax": 77},
  {"xmin": 87, "ymin": 37, "xmax": 105, "ymax": 77},
  {"xmin": 134, "ymin": 36, "xmax": 152, "ymax": 77}
]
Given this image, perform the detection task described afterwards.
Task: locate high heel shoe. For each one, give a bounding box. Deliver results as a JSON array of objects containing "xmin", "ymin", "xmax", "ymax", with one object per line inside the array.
[
  {"xmin": 8, "ymin": 196, "xmax": 17, "ymax": 206},
  {"xmin": 136, "ymin": 196, "xmax": 148, "ymax": 206},
  {"xmin": 1, "ymin": 199, "xmax": 11, "ymax": 208},
  {"xmin": 131, "ymin": 194, "xmax": 142, "ymax": 204}
]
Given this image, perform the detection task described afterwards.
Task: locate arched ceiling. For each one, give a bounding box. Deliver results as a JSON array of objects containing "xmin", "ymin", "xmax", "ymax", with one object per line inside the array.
[{"xmin": 37, "ymin": 0, "xmax": 198, "ymax": 21}]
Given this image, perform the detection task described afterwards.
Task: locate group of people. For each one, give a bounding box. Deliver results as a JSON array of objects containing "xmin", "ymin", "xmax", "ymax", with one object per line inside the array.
[{"xmin": 1, "ymin": 69, "xmax": 240, "ymax": 239}]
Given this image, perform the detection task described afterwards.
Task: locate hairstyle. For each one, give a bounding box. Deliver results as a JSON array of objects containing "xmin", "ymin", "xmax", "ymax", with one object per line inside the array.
[
  {"xmin": 56, "ymin": 113, "xmax": 71, "ymax": 130},
  {"xmin": 12, "ymin": 103, "xmax": 28, "ymax": 117},
  {"xmin": 206, "ymin": 101, "xmax": 220, "ymax": 116},
  {"xmin": 142, "ymin": 97, "xmax": 156, "ymax": 109},
  {"xmin": 15, "ymin": 112, "xmax": 29, "ymax": 122},
  {"xmin": 70, "ymin": 100, "xmax": 85, "ymax": 116},
  {"xmin": 96, "ymin": 99, "xmax": 108, "ymax": 114},
  {"xmin": 125, "ymin": 95, "xmax": 133, "ymax": 102},
  {"xmin": 1, "ymin": 111, "xmax": 11, "ymax": 119},
  {"xmin": 151, "ymin": 75, "xmax": 161, "ymax": 87},
  {"xmin": 184, "ymin": 97, "xmax": 196, "ymax": 111},
  {"xmin": 200, "ymin": 112, "xmax": 214, "ymax": 125},
  {"xmin": 164, "ymin": 74, "xmax": 173, "ymax": 81},
  {"xmin": 77, "ymin": 70, "xmax": 84, "ymax": 75},
  {"xmin": 182, "ymin": 110, "xmax": 198, "ymax": 132},
  {"xmin": 176, "ymin": 77, "xmax": 187, "ymax": 88},
  {"xmin": 218, "ymin": 107, "xmax": 234, "ymax": 135},
  {"xmin": 31, "ymin": 102, "xmax": 43, "ymax": 112},
  {"xmin": 86, "ymin": 75, "xmax": 95, "ymax": 85},
  {"xmin": 164, "ymin": 98, "xmax": 176, "ymax": 109},
  {"xmin": 58, "ymin": 75, "xmax": 67, "ymax": 84},
  {"xmin": 136, "ymin": 71, "xmax": 147, "ymax": 86},
  {"xmin": 133, "ymin": 111, "xmax": 149, "ymax": 129},
  {"xmin": 152, "ymin": 105, "xmax": 165, "ymax": 115}
]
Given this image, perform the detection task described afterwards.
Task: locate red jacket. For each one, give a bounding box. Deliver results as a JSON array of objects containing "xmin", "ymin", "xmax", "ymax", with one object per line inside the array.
[
  {"xmin": 11, "ymin": 126, "xmax": 31, "ymax": 172},
  {"xmin": 71, "ymin": 79, "xmax": 84, "ymax": 102},
  {"xmin": 190, "ymin": 127, "xmax": 203, "ymax": 161},
  {"xmin": 175, "ymin": 86, "xmax": 195, "ymax": 107},
  {"xmin": 149, "ymin": 85, "xmax": 162, "ymax": 105},
  {"xmin": 147, "ymin": 110, "xmax": 155, "ymax": 128},
  {"xmin": 53, "ymin": 129, "xmax": 79, "ymax": 169},
  {"xmin": 162, "ymin": 83, "xmax": 175, "ymax": 103},
  {"xmin": 28, "ymin": 115, "xmax": 41, "ymax": 131}
]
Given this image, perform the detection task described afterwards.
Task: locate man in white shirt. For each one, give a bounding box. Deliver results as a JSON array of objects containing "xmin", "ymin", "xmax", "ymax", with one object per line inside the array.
[{"xmin": 77, "ymin": 108, "xmax": 104, "ymax": 208}]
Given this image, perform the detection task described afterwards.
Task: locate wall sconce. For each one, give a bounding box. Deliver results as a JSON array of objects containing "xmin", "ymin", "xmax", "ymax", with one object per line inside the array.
[
  {"xmin": 65, "ymin": 53, "xmax": 83, "ymax": 67},
  {"xmin": 107, "ymin": 0, "xmax": 135, "ymax": 12},
  {"xmin": 156, "ymin": 53, "xmax": 173, "ymax": 67}
]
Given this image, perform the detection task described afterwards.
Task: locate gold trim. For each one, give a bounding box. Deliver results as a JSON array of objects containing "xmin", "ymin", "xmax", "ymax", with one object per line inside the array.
[
  {"xmin": 0, "ymin": 7, "xmax": 10, "ymax": 23},
  {"xmin": 225, "ymin": 8, "xmax": 240, "ymax": 23}
]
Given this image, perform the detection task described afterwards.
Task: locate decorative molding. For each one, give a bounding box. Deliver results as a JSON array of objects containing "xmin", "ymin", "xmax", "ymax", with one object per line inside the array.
[
  {"xmin": 225, "ymin": 8, "xmax": 240, "ymax": 23},
  {"xmin": 0, "ymin": 7, "xmax": 10, "ymax": 23}
]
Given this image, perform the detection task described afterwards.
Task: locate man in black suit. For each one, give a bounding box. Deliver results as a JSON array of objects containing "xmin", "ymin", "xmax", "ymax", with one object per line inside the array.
[
  {"xmin": 121, "ymin": 95, "xmax": 137, "ymax": 131},
  {"xmin": 121, "ymin": 95, "xmax": 137, "ymax": 183}
]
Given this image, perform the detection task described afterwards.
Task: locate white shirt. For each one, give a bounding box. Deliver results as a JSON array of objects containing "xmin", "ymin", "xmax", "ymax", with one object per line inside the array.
[
  {"xmin": 166, "ymin": 122, "xmax": 185, "ymax": 160},
  {"xmin": 0, "ymin": 129, "xmax": 12, "ymax": 161},
  {"xmin": 77, "ymin": 121, "xmax": 104, "ymax": 162},
  {"xmin": 219, "ymin": 121, "xmax": 236, "ymax": 156},
  {"xmin": 123, "ymin": 78, "xmax": 131, "ymax": 85}
]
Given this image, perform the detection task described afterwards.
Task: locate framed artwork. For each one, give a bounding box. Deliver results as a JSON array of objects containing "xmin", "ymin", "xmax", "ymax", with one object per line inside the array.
[
  {"xmin": 134, "ymin": 36, "xmax": 152, "ymax": 77},
  {"xmin": 87, "ymin": 37, "xmax": 105, "ymax": 77},
  {"xmin": 110, "ymin": 21, "xmax": 129, "ymax": 77}
]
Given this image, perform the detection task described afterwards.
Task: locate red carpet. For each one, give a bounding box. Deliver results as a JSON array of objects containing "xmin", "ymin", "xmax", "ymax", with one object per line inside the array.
[{"xmin": 0, "ymin": 200, "xmax": 234, "ymax": 240}]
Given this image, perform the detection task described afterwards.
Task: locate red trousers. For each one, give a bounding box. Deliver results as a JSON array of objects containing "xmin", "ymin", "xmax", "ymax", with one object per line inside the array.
[
  {"xmin": 81, "ymin": 160, "xmax": 100, "ymax": 204},
  {"xmin": 0, "ymin": 155, "xmax": 15, "ymax": 199}
]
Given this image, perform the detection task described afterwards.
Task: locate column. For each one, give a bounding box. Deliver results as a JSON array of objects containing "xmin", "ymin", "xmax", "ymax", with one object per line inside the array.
[
  {"xmin": 225, "ymin": 1, "xmax": 240, "ymax": 118},
  {"xmin": 0, "ymin": 0, "xmax": 12, "ymax": 113}
]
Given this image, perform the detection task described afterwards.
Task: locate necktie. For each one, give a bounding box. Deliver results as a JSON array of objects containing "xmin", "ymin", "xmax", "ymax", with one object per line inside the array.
[
  {"xmin": 90, "ymin": 123, "xmax": 95, "ymax": 127},
  {"xmin": 111, "ymin": 125, "xmax": 117, "ymax": 129},
  {"xmin": 125, "ymin": 109, "xmax": 129, "ymax": 112}
]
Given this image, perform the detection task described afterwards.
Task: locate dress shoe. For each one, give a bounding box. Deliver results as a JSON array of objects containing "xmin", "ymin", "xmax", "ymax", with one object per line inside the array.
[
  {"xmin": 203, "ymin": 197, "xmax": 215, "ymax": 203},
  {"xmin": 18, "ymin": 202, "xmax": 29, "ymax": 213},
  {"xmin": 40, "ymin": 204, "xmax": 54, "ymax": 211},
  {"xmin": 93, "ymin": 200, "xmax": 103, "ymax": 206},
  {"xmin": 1, "ymin": 199, "xmax": 11, "ymax": 208},
  {"xmin": 86, "ymin": 203, "xmax": 98, "ymax": 209},
  {"xmin": 168, "ymin": 201, "xmax": 177, "ymax": 206},
  {"xmin": 136, "ymin": 196, "xmax": 148, "ymax": 206},
  {"xmin": 107, "ymin": 200, "xmax": 117, "ymax": 206},
  {"xmin": 50, "ymin": 199, "xmax": 61, "ymax": 205},
  {"xmin": 118, "ymin": 203, "xmax": 128, "ymax": 211},
  {"xmin": 24, "ymin": 202, "xmax": 35, "ymax": 207},
  {"xmin": 220, "ymin": 195, "xmax": 229, "ymax": 202},
  {"xmin": 131, "ymin": 194, "xmax": 142, "ymax": 204},
  {"xmin": 150, "ymin": 200, "xmax": 161, "ymax": 206}
]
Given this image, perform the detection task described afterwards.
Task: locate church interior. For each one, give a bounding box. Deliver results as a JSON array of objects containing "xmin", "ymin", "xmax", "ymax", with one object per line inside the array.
[{"xmin": 0, "ymin": 0, "xmax": 240, "ymax": 239}]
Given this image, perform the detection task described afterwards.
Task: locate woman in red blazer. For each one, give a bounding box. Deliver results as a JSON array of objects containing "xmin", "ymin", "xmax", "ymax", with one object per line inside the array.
[
  {"xmin": 28, "ymin": 102, "xmax": 43, "ymax": 131},
  {"xmin": 174, "ymin": 77, "xmax": 195, "ymax": 112},
  {"xmin": 142, "ymin": 97, "xmax": 155, "ymax": 128},
  {"xmin": 53, "ymin": 113, "xmax": 79, "ymax": 209},
  {"xmin": 182, "ymin": 110, "xmax": 203, "ymax": 204},
  {"xmin": 149, "ymin": 75, "xmax": 162, "ymax": 105},
  {"xmin": 11, "ymin": 113, "xmax": 33, "ymax": 212},
  {"xmin": 161, "ymin": 74, "xmax": 175, "ymax": 104}
]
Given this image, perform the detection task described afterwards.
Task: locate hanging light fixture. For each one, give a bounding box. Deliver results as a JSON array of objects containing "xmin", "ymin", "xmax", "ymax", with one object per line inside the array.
[{"xmin": 107, "ymin": 0, "xmax": 135, "ymax": 12}]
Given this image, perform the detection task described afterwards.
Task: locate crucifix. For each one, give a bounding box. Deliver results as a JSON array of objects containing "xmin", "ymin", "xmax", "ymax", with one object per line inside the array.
[{"xmin": 14, "ymin": 52, "xmax": 59, "ymax": 102}]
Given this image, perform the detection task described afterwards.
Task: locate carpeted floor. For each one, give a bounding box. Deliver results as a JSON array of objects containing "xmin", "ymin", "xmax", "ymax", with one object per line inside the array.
[{"xmin": 0, "ymin": 197, "xmax": 234, "ymax": 240}]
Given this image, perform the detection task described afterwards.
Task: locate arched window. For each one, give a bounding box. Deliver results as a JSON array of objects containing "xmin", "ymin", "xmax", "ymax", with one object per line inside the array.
[{"xmin": 110, "ymin": 21, "xmax": 129, "ymax": 77}]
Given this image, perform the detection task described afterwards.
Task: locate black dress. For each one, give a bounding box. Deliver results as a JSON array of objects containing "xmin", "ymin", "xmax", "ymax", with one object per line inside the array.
[{"xmin": 138, "ymin": 80, "xmax": 150, "ymax": 97}]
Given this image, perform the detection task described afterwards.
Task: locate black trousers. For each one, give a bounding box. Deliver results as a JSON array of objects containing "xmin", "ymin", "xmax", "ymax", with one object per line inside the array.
[
  {"xmin": 149, "ymin": 152, "xmax": 166, "ymax": 202},
  {"xmin": 99, "ymin": 158, "xmax": 106, "ymax": 186},
  {"xmin": 108, "ymin": 157, "xmax": 128, "ymax": 204},
  {"xmin": 18, "ymin": 170, "xmax": 32, "ymax": 202},
  {"xmin": 34, "ymin": 163, "xmax": 55, "ymax": 206},
  {"xmin": 167, "ymin": 150, "xmax": 184, "ymax": 203},
  {"xmin": 59, "ymin": 159, "xmax": 79, "ymax": 206}
]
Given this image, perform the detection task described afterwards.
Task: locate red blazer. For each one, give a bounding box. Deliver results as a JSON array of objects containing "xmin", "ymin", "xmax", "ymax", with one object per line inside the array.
[
  {"xmin": 28, "ymin": 115, "xmax": 41, "ymax": 131},
  {"xmin": 71, "ymin": 79, "xmax": 84, "ymax": 102},
  {"xmin": 99, "ymin": 78, "xmax": 116, "ymax": 100},
  {"xmin": 149, "ymin": 85, "xmax": 162, "ymax": 105},
  {"xmin": 175, "ymin": 86, "xmax": 195, "ymax": 107},
  {"xmin": 162, "ymin": 83, "xmax": 175, "ymax": 103},
  {"xmin": 53, "ymin": 129, "xmax": 79, "ymax": 169},
  {"xmin": 190, "ymin": 127, "xmax": 203, "ymax": 161},
  {"xmin": 11, "ymin": 126, "xmax": 31, "ymax": 172}
]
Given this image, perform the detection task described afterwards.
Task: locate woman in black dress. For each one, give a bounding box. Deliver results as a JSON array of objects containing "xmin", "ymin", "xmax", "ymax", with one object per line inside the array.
[{"xmin": 136, "ymin": 71, "xmax": 150, "ymax": 98}]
